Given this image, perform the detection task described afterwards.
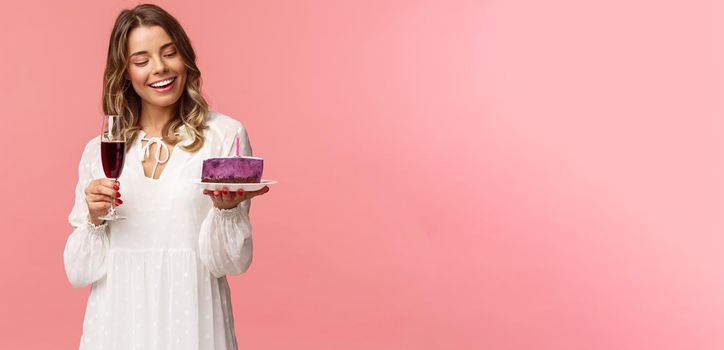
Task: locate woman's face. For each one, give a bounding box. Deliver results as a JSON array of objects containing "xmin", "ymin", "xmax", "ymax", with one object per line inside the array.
[{"xmin": 126, "ymin": 25, "xmax": 186, "ymax": 110}]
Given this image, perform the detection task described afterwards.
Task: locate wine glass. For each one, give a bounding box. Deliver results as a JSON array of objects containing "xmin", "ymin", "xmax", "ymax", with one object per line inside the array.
[{"xmin": 99, "ymin": 115, "xmax": 127, "ymax": 221}]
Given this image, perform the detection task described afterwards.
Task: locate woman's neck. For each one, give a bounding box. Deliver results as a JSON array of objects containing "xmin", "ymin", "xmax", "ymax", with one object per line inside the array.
[{"xmin": 140, "ymin": 102, "xmax": 177, "ymax": 137}]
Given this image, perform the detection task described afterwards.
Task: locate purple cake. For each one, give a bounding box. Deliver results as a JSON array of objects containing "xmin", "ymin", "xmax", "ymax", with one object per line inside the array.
[{"xmin": 201, "ymin": 156, "xmax": 263, "ymax": 183}]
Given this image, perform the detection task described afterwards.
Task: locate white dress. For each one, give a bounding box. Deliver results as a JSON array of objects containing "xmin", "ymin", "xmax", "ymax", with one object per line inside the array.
[{"xmin": 63, "ymin": 111, "xmax": 254, "ymax": 350}]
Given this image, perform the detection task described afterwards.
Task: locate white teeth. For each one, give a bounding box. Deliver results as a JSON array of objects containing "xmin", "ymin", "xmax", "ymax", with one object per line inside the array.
[{"xmin": 150, "ymin": 78, "xmax": 174, "ymax": 88}]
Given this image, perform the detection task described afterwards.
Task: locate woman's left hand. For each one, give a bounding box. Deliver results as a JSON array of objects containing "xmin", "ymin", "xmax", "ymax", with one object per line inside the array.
[{"xmin": 203, "ymin": 186, "xmax": 270, "ymax": 210}]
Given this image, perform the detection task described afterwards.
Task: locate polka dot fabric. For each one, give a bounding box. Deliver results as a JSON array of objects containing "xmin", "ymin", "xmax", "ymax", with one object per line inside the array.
[{"xmin": 63, "ymin": 112, "xmax": 254, "ymax": 350}]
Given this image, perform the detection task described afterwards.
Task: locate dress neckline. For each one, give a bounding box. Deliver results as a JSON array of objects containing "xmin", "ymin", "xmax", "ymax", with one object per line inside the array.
[{"xmin": 137, "ymin": 130, "xmax": 179, "ymax": 182}]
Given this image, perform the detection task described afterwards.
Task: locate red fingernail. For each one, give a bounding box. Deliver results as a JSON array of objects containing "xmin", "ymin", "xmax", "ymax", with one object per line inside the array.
[
  {"xmin": 222, "ymin": 189, "xmax": 229, "ymax": 195},
  {"xmin": 113, "ymin": 185, "xmax": 119, "ymax": 190},
  {"xmin": 203, "ymin": 189, "xmax": 209, "ymax": 195},
  {"xmin": 116, "ymin": 192, "xmax": 121, "ymax": 198},
  {"xmin": 116, "ymin": 199, "xmax": 123, "ymax": 204}
]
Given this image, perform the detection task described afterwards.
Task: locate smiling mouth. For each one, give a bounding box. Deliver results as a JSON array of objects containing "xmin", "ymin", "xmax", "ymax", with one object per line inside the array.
[{"xmin": 148, "ymin": 77, "xmax": 176, "ymax": 88}]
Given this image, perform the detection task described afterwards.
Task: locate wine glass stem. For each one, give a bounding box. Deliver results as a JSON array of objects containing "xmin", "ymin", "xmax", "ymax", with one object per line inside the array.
[{"xmin": 109, "ymin": 178, "xmax": 117, "ymax": 217}]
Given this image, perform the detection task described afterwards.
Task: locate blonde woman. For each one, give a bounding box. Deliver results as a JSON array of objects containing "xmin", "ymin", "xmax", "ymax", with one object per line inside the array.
[{"xmin": 63, "ymin": 4, "xmax": 269, "ymax": 349}]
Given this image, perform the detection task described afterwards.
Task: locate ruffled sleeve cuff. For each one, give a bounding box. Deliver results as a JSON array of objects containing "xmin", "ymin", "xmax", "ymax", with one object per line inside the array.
[
  {"xmin": 212, "ymin": 203, "xmax": 244, "ymax": 217},
  {"xmin": 86, "ymin": 220, "xmax": 108, "ymax": 233}
]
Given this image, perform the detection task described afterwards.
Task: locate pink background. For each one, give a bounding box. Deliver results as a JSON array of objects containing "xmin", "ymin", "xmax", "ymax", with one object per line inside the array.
[{"xmin": 1, "ymin": 0, "xmax": 722, "ymax": 348}]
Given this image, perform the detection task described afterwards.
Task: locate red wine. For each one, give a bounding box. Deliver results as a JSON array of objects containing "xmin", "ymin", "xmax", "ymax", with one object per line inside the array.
[{"xmin": 101, "ymin": 141, "xmax": 126, "ymax": 179}]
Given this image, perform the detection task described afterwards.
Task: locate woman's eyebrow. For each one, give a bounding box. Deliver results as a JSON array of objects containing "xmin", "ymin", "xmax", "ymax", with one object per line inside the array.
[{"xmin": 130, "ymin": 42, "xmax": 175, "ymax": 57}]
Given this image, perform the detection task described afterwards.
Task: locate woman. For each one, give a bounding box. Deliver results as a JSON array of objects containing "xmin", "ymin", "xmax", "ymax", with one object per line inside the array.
[{"xmin": 63, "ymin": 4, "xmax": 269, "ymax": 349}]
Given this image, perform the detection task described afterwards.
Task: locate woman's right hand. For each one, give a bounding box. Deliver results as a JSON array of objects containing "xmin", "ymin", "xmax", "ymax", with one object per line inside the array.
[{"xmin": 84, "ymin": 179, "xmax": 123, "ymax": 225}]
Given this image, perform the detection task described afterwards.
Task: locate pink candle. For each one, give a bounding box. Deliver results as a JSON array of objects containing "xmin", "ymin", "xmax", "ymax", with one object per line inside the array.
[{"xmin": 235, "ymin": 128, "xmax": 241, "ymax": 156}]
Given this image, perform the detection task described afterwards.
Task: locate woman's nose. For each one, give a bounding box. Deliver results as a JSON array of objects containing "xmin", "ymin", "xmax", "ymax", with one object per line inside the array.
[{"xmin": 151, "ymin": 57, "xmax": 168, "ymax": 74}]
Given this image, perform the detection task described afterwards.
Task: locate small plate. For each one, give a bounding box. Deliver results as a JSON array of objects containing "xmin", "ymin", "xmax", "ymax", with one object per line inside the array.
[{"xmin": 194, "ymin": 179, "xmax": 278, "ymax": 192}]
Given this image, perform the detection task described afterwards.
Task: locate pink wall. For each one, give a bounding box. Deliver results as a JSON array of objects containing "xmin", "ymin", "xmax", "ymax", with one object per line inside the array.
[{"xmin": 1, "ymin": 0, "xmax": 722, "ymax": 348}]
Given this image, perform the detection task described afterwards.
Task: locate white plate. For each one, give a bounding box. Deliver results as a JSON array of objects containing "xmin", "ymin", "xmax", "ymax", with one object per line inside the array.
[{"xmin": 194, "ymin": 179, "xmax": 278, "ymax": 192}]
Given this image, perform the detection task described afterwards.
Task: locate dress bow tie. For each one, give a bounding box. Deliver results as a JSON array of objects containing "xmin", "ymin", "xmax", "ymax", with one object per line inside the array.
[{"xmin": 140, "ymin": 137, "xmax": 170, "ymax": 179}]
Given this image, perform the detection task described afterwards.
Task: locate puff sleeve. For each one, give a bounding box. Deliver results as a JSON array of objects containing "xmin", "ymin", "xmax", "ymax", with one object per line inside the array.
[
  {"xmin": 198, "ymin": 124, "xmax": 254, "ymax": 277},
  {"xmin": 63, "ymin": 138, "xmax": 110, "ymax": 288}
]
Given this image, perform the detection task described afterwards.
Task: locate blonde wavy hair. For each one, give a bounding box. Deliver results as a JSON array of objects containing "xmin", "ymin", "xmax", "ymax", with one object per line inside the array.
[{"xmin": 102, "ymin": 3, "xmax": 208, "ymax": 152}]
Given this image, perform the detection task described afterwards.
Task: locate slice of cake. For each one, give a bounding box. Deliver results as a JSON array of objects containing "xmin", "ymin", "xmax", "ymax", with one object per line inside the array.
[{"xmin": 201, "ymin": 156, "xmax": 263, "ymax": 183}]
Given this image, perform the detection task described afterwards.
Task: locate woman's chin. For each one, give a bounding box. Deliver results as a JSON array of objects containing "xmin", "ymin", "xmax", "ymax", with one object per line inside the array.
[{"xmin": 143, "ymin": 95, "xmax": 182, "ymax": 109}]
